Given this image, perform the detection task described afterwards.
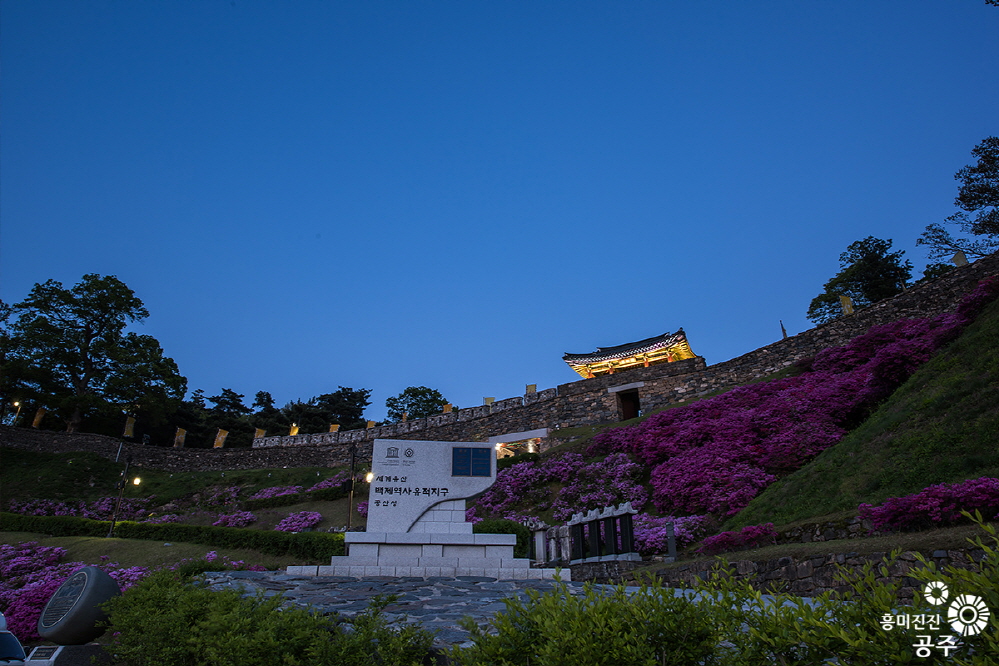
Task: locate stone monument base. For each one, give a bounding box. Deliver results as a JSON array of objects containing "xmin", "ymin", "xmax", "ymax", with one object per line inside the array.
[{"xmin": 289, "ymin": 530, "xmax": 567, "ymax": 579}]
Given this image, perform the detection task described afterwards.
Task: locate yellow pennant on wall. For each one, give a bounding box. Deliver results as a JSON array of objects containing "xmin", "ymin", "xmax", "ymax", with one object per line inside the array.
[
  {"xmin": 329, "ymin": 424, "xmax": 340, "ymax": 432},
  {"xmin": 32, "ymin": 408, "xmax": 46, "ymax": 428},
  {"xmin": 839, "ymin": 295, "xmax": 854, "ymax": 315},
  {"xmin": 213, "ymin": 429, "xmax": 229, "ymax": 448},
  {"xmin": 174, "ymin": 428, "xmax": 187, "ymax": 448},
  {"xmin": 366, "ymin": 420, "xmax": 376, "ymax": 429},
  {"xmin": 254, "ymin": 428, "xmax": 266, "ymax": 439},
  {"xmin": 289, "ymin": 424, "xmax": 299, "ymax": 436},
  {"xmin": 123, "ymin": 417, "xmax": 136, "ymax": 438}
]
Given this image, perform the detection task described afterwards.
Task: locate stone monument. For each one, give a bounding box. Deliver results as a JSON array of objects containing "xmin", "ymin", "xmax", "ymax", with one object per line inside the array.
[{"xmin": 288, "ymin": 439, "xmax": 566, "ymax": 579}]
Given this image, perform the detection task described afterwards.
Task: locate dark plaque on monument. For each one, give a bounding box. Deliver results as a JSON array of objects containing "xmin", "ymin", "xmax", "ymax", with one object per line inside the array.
[{"xmin": 37, "ymin": 566, "xmax": 121, "ymax": 645}]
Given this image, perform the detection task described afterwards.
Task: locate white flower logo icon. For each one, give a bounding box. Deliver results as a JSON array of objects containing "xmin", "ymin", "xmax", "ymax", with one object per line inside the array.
[
  {"xmin": 948, "ymin": 594, "xmax": 990, "ymax": 636},
  {"xmin": 924, "ymin": 581, "xmax": 949, "ymax": 605}
]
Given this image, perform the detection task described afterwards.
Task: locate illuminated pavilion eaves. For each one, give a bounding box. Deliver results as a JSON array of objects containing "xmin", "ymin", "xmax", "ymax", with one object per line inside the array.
[{"xmin": 562, "ymin": 330, "xmax": 696, "ymax": 378}]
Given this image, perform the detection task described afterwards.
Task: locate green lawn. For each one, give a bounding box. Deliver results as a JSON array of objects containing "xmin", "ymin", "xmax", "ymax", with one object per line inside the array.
[{"xmin": 727, "ymin": 295, "xmax": 999, "ymax": 530}]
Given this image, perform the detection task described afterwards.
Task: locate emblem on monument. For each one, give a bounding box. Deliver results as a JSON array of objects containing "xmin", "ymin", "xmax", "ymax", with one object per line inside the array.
[
  {"xmin": 386, "ymin": 447, "xmax": 399, "ymax": 458},
  {"xmin": 404, "ymin": 447, "xmax": 415, "ymax": 458}
]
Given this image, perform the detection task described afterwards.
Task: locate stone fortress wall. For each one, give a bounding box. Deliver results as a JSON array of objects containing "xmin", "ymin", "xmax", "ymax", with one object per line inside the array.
[
  {"xmin": 253, "ymin": 251, "xmax": 999, "ymax": 451},
  {"xmin": 3, "ymin": 251, "xmax": 998, "ymax": 472}
]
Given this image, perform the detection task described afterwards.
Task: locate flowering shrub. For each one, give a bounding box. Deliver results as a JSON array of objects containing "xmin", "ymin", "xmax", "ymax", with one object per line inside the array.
[
  {"xmin": 248, "ymin": 485, "xmax": 304, "ymax": 501},
  {"xmin": 857, "ymin": 477, "xmax": 999, "ymax": 532},
  {"xmin": 274, "ymin": 511, "xmax": 323, "ymax": 532},
  {"xmin": 356, "ymin": 501, "xmax": 369, "ymax": 518},
  {"xmin": 212, "ymin": 511, "xmax": 257, "ymax": 528},
  {"xmin": 464, "ymin": 506, "xmax": 481, "ymax": 523},
  {"xmin": 588, "ymin": 278, "xmax": 999, "ymax": 517},
  {"xmin": 633, "ymin": 514, "xmax": 712, "ymax": 555},
  {"xmin": 8, "ymin": 497, "xmax": 150, "ymax": 520},
  {"xmin": 307, "ymin": 473, "xmax": 349, "ymax": 493},
  {"xmin": 696, "ymin": 523, "xmax": 778, "ymax": 555},
  {"xmin": 475, "ymin": 453, "xmax": 648, "ymax": 521},
  {"xmin": 0, "ymin": 542, "xmax": 149, "ymax": 642},
  {"xmin": 0, "ymin": 543, "xmax": 269, "ymax": 643},
  {"xmin": 204, "ymin": 486, "xmax": 242, "ymax": 506}
]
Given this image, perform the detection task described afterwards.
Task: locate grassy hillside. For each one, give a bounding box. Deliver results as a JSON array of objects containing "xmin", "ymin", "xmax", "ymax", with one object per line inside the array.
[
  {"xmin": 0, "ymin": 447, "xmax": 348, "ymax": 505},
  {"xmin": 0, "ymin": 531, "xmax": 312, "ymax": 568},
  {"xmin": 3, "ymin": 284, "xmax": 997, "ymax": 563},
  {"xmin": 727, "ymin": 294, "xmax": 999, "ymax": 529}
]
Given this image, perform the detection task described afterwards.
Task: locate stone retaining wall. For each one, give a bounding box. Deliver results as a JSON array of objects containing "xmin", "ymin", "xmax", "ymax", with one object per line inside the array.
[
  {"xmin": 0, "ymin": 425, "xmax": 370, "ymax": 472},
  {"xmin": 645, "ymin": 548, "xmax": 987, "ymax": 600}
]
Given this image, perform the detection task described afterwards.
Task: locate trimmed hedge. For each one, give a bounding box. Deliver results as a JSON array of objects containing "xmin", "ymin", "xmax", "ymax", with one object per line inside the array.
[
  {"xmin": 473, "ymin": 518, "xmax": 530, "ymax": 558},
  {"xmin": 241, "ymin": 485, "xmax": 349, "ymax": 511},
  {"xmin": 0, "ymin": 512, "xmax": 344, "ymax": 560}
]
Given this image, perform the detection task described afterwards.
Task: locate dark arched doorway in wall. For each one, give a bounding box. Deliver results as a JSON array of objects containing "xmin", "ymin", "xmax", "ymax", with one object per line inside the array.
[
  {"xmin": 608, "ymin": 381, "xmax": 644, "ymax": 421},
  {"xmin": 617, "ymin": 389, "xmax": 641, "ymax": 421}
]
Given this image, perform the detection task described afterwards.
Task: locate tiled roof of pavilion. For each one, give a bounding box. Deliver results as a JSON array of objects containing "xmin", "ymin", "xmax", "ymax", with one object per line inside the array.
[{"xmin": 562, "ymin": 329, "xmax": 689, "ymax": 365}]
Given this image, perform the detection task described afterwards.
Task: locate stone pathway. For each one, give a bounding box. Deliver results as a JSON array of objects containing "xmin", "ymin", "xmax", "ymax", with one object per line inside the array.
[{"xmin": 201, "ymin": 571, "xmax": 621, "ymax": 648}]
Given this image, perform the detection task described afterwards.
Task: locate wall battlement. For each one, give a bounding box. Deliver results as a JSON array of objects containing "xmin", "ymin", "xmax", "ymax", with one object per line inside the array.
[
  {"xmin": 254, "ymin": 251, "xmax": 999, "ymax": 450},
  {"xmin": 4, "ymin": 252, "xmax": 998, "ymax": 472}
]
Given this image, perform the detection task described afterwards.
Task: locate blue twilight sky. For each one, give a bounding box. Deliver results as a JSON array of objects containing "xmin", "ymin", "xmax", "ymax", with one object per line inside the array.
[{"xmin": 1, "ymin": 1, "xmax": 997, "ymax": 422}]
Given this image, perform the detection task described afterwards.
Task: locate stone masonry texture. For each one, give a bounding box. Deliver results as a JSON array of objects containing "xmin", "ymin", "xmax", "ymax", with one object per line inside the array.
[{"xmin": 3, "ymin": 252, "xmax": 998, "ymax": 472}]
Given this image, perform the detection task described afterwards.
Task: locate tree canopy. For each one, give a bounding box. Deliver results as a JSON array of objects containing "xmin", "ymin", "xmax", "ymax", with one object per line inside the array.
[
  {"xmin": 1, "ymin": 274, "xmax": 186, "ymax": 432},
  {"xmin": 385, "ymin": 386, "xmax": 449, "ymax": 422},
  {"xmin": 806, "ymin": 237, "xmax": 912, "ymax": 324},
  {"xmin": 918, "ymin": 136, "xmax": 999, "ymax": 260}
]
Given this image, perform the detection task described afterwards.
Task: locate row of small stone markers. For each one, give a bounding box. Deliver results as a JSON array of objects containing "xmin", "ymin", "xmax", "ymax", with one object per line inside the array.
[{"xmin": 287, "ymin": 439, "xmax": 567, "ymax": 580}]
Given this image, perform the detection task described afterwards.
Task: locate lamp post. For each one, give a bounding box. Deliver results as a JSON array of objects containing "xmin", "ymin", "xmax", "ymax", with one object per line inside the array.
[
  {"xmin": 346, "ymin": 443, "xmax": 357, "ymax": 530},
  {"xmin": 107, "ymin": 456, "xmax": 140, "ymax": 538},
  {"xmin": 11, "ymin": 402, "xmax": 22, "ymax": 426}
]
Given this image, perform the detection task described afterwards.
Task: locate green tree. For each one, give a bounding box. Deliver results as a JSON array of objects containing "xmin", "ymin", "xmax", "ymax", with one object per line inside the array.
[
  {"xmin": 807, "ymin": 237, "xmax": 912, "ymax": 324},
  {"xmin": 918, "ymin": 136, "xmax": 999, "ymax": 260},
  {"xmin": 252, "ymin": 391, "xmax": 277, "ymax": 413},
  {"xmin": 264, "ymin": 387, "xmax": 372, "ymax": 435},
  {"xmin": 1, "ymin": 274, "xmax": 186, "ymax": 432},
  {"xmin": 385, "ymin": 386, "xmax": 449, "ymax": 422},
  {"xmin": 207, "ymin": 388, "xmax": 251, "ymax": 416},
  {"xmin": 312, "ymin": 386, "xmax": 371, "ymax": 430}
]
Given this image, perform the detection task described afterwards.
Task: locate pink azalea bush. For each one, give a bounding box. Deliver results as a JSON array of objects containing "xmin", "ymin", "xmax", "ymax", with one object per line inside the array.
[
  {"xmin": 307, "ymin": 473, "xmax": 349, "ymax": 492},
  {"xmin": 589, "ymin": 278, "xmax": 999, "ymax": 518},
  {"xmin": 204, "ymin": 486, "xmax": 242, "ymax": 506},
  {"xmin": 212, "ymin": 511, "xmax": 257, "ymax": 528},
  {"xmin": 0, "ymin": 543, "xmax": 267, "ymax": 643},
  {"xmin": 475, "ymin": 452, "xmax": 648, "ymax": 521},
  {"xmin": 0, "ymin": 543, "xmax": 150, "ymax": 642},
  {"xmin": 274, "ymin": 511, "xmax": 322, "ymax": 532},
  {"xmin": 7, "ymin": 497, "xmax": 151, "ymax": 520},
  {"xmin": 633, "ymin": 514, "xmax": 712, "ymax": 555},
  {"xmin": 248, "ymin": 485, "xmax": 304, "ymax": 501},
  {"xmin": 356, "ymin": 501, "xmax": 369, "ymax": 517},
  {"xmin": 696, "ymin": 523, "xmax": 778, "ymax": 555},
  {"xmin": 858, "ymin": 477, "xmax": 999, "ymax": 532}
]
